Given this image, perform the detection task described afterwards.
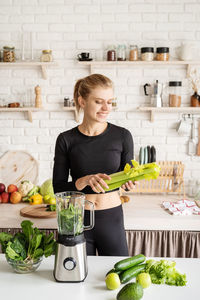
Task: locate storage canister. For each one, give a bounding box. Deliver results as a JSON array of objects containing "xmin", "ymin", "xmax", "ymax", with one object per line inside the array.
[
  {"xmin": 3, "ymin": 46, "xmax": 15, "ymax": 62},
  {"xmin": 168, "ymin": 81, "xmax": 182, "ymax": 107},
  {"xmin": 156, "ymin": 47, "xmax": 169, "ymax": 61},
  {"xmin": 107, "ymin": 45, "xmax": 116, "ymax": 61},
  {"xmin": 129, "ymin": 45, "xmax": 138, "ymax": 61},
  {"xmin": 117, "ymin": 45, "xmax": 126, "ymax": 61},
  {"xmin": 141, "ymin": 47, "xmax": 154, "ymax": 61}
]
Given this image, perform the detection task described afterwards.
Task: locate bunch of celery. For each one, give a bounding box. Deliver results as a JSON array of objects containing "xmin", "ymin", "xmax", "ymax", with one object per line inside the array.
[{"xmin": 103, "ymin": 160, "xmax": 160, "ymax": 192}]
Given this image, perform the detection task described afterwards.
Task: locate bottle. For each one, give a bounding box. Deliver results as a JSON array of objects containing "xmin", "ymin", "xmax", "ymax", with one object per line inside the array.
[
  {"xmin": 117, "ymin": 44, "xmax": 126, "ymax": 61},
  {"xmin": 129, "ymin": 45, "xmax": 138, "ymax": 61}
]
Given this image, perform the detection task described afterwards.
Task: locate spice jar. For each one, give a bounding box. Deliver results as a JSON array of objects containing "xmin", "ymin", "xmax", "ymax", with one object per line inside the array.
[
  {"xmin": 117, "ymin": 44, "xmax": 126, "ymax": 61},
  {"xmin": 107, "ymin": 45, "xmax": 116, "ymax": 61},
  {"xmin": 3, "ymin": 46, "xmax": 15, "ymax": 62},
  {"xmin": 129, "ymin": 45, "xmax": 138, "ymax": 61},
  {"xmin": 168, "ymin": 81, "xmax": 182, "ymax": 107},
  {"xmin": 156, "ymin": 47, "xmax": 169, "ymax": 61},
  {"xmin": 141, "ymin": 47, "xmax": 154, "ymax": 61},
  {"xmin": 40, "ymin": 50, "xmax": 53, "ymax": 62},
  {"xmin": 191, "ymin": 92, "xmax": 200, "ymax": 107}
]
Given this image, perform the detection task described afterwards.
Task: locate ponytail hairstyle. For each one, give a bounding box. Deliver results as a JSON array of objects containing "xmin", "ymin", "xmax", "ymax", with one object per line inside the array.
[{"xmin": 73, "ymin": 74, "xmax": 113, "ymax": 113}]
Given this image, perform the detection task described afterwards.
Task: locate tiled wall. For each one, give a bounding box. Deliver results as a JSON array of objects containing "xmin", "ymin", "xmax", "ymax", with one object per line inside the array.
[{"xmin": 0, "ymin": 0, "xmax": 200, "ymax": 192}]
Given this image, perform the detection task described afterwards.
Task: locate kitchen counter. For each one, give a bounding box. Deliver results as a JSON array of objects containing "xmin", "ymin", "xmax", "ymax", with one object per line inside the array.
[
  {"xmin": 0, "ymin": 254, "xmax": 198, "ymax": 300},
  {"xmin": 0, "ymin": 194, "xmax": 199, "ymax": 231}
]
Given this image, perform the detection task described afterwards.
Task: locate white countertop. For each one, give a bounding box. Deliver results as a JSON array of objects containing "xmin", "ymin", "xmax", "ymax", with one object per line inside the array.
[
  {"xmin": 0, "ymin": 254, "xmax": 198, "ymax": 300},
  {"xmin": 1, "ymin": 194, "xmax": 200, "ymax": 231}
]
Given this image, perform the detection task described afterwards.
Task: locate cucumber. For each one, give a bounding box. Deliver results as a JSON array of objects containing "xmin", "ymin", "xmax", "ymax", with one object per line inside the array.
[
  {"xmin": 120, "ymin": 264, "xmax": 146, "ymax": 284},
  {"xmin": 106, "ymin": 268, "xmax": 122, "ymax": 277},
  {"xmin": 114, "ymin": 254, "xmax": 146, "ymax": 271}
]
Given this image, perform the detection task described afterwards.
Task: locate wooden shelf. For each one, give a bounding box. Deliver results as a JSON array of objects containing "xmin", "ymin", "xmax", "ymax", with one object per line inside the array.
[
  {"xmin": 138, "ymin": 107, "xmax": 200, "ymax": 122},
  {"xmin": 0, "ymin": 61, "xmax": 58, "ymax": 79},
  {"xmin": 78, "ymin": 59, "xmax": 200, "ymax": 75},
  {"xmin": 62, "ymin": 107, "xmax": 80, "ymax": 122},
  {"xmin": 0, "ymin": 107, "xmax": 43, "ymax": 122}
]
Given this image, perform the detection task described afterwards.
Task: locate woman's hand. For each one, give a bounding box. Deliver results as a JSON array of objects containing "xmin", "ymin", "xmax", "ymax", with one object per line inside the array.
[
  {"xmin": 75, "ymin": 173, "xmax": 111, "ymax": 193},
  {"xmin": 121, "ymin": 180, "xmax": 138, "ymax": 191}
]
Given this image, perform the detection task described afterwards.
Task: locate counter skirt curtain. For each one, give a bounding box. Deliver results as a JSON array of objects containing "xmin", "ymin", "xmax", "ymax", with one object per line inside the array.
[
  {"xmin": 0, "ymin": 228, "xmax": 200, "ymax": 258},
  {"xmin": 126, "ymin": 230, "xmax": 200, "ymax": 258}
]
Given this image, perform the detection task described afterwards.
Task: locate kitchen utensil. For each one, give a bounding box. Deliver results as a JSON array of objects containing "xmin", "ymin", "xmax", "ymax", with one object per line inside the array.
[
  {"xmin": 54, "ymin": 191, "xmax": 94, "ymax": 282},
  {"xmin": 0, "ymin": 150, "xmax": 38, "ymax": 186},
  {"xmin": 20, "ymin": 205, "xmax": 56, "ymax": 219},
  {"xmin": 144, "ymin": 147, "xmax": 148, "ymax": 164},
  {"xmin": 147, "ymin": 145, "xmax": 151, "ymax": 163},
  {"xmin": 139, "ymin": 147, "xmax": 144, "ymax": 165},
  {"xmin": 176, "ymin": 116, "xmax": 191, "ymax": 136},
  {"xmin": 188, "ymin": 120, "xmax": 196, "ymax": 156},
  {"xmin": 173, "ymin": 164, "xmax": 179, "ymax": 191},
  {"xmin": 144, "ymin": 80, "xmax": 163, "ymax": 107},
  {"xmin": 196, "ymin": 120, "xmax": 200, "ymax": 156},
  {"xmin": 150, "ymin": 146, "xmax": 156, "ymax": 162}
]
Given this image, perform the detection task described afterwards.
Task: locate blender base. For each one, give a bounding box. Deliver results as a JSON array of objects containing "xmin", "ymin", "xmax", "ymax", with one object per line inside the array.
[{"xmin": 53, "ymin": 238, "xmax": 88, "ymax": 283}]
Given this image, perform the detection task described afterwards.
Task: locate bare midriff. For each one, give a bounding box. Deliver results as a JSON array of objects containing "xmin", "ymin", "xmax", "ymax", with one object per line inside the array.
[{"xmin": 84, "ymin": 190, "xmax": 121, "ymax": 210}]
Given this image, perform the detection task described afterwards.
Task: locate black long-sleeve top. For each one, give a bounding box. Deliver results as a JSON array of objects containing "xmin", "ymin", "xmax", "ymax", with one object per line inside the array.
[{"xmin": 53, "ymin": 122, "xmax": 134, "ymax": 194}]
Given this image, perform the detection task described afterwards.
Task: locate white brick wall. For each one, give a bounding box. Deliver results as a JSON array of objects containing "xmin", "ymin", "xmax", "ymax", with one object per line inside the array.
[{"xmin": 0, "ymin": 0, "xmax": 200, "ymax": 193}]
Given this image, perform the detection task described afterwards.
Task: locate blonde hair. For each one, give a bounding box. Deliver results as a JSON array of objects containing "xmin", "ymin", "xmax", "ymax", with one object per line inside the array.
[{"xmin": 73, "ymin": 74, "xmax": 113, "ymax": 112}]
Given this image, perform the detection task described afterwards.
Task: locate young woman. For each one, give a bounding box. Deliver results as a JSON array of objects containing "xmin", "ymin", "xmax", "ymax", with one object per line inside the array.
[{"xmin": 53, "ymin": 74, "xmax": 135, "ymax": 256}]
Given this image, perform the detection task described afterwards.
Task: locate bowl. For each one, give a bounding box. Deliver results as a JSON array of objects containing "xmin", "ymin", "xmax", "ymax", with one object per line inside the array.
[{"xmin": 6, "ymin": 256, "xmax": 43, "ymax": 274}]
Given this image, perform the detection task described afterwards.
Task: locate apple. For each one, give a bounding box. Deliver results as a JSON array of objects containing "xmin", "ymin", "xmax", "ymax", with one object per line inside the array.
[
  {"xmin": 0, "ymin": 183, "xmax": 6, "ymax": 194},
  {"xmin": 1, "ymin": 192, "xmax": 9, "ymax": 203},
  {"xmin": 7, "ymin": 184, "xmax": 18, "ymax": 194},
  {"xmin": 10, "ymin": 191, "xmax": 22, "ymax": 204}
]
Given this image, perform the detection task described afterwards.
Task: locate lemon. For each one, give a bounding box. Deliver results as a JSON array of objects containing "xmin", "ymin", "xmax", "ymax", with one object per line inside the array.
[
  {"xmin": 136, "ymin": 272, "xmax": 151, "ymax": 289},
  {"xmin": 105, "ymin": 273, "xmax": 121, "ymax": 290},
  {"xmin": 43, "ymin": 194, "xmax": 51, "ymax": 203},
  {"xmin": 49, "ymin": 197, "xmax": 56, "ymax": 205}
]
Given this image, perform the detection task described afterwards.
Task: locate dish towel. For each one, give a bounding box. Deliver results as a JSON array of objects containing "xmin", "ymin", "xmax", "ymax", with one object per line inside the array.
[{"xmin": 162, "ymin": 199, "xmax": 200, "ymax": 216}]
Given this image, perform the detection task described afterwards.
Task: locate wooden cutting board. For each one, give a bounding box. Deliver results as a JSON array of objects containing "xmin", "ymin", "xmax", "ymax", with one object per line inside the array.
[
  {"xmin": 0, "ymin": 150, "xmax": 38, "ymax": 186},
  {"xmin": 20, "ymin": 205, "xmax": 56, "ymax": 219}
]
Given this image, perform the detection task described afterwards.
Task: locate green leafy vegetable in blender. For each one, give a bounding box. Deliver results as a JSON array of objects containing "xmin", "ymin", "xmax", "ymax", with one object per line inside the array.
[
  {"xmin": 58, "ymin": 203, "xmax": 83, "ymax": 236},
  {"xmin": 145, "ymin": 259, "xmax": 187, "ymax": 286},
  {"xmin": 103, "ymin": 160, "xmax": 160, "ymax": 192}
]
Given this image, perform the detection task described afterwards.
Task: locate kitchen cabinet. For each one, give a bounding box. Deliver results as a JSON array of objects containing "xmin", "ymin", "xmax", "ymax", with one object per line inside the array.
[
  {"xmin": 78, "ymin": 60, "xmax": 200, "ymax": 122},
  {"xmin": 0, "ymin": 254, "xmax": 198, "ymax": 300}
]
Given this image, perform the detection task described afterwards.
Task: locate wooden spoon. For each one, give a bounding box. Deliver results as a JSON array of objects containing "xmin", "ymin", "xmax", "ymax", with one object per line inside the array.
[{"xmin": 197, "ymin": 120, "xmax": 200, "ymax": 156}]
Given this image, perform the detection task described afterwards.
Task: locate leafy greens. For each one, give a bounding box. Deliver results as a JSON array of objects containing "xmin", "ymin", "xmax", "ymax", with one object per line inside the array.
[{"xmin": 0, "ymin": 220, "xmax": 56, "ymax": 262}]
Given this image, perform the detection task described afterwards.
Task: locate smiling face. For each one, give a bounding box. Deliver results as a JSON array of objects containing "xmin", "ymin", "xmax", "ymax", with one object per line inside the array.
[{"xmin": 79, "ymin": 87, "xmax": 114, "ymax": 123}]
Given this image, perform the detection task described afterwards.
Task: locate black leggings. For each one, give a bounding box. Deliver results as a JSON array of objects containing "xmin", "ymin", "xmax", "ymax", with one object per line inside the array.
[{"xmin": 84, "ymin": 204, "xmax": 129, "ymax": 256}]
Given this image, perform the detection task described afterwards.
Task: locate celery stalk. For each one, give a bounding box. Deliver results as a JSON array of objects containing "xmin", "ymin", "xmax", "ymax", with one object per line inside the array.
[{"xmin": 103, "ymin": 160, "xmax": 160, "ymax": 192}]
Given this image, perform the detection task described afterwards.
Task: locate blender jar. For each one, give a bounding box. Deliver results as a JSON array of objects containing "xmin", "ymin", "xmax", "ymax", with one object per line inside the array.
[
  {"xmin": 168, "ymin": 81, "xmax": 182, "ymax": 107},
  {"xmin": 55, "ymin": 191, "xmax": 94, "ymax": 236}
]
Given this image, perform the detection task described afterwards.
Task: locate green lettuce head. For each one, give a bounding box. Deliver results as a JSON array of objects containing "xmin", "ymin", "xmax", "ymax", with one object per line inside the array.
[{"xmin": 40, "ymin": 179, "xmax": 55, "ymax": 197}]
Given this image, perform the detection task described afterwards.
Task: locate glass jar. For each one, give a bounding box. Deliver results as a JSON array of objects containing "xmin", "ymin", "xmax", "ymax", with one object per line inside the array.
[
  {"xmin": 168, "ymin": 81, "xmax": 182, "ymax": 107},
  {"xmin": 191, "ymin": 92, "xmax": 200, "ymax": 107},
  {"xmin": 117, "ymin": 44, "xmax": 126, "ymax": 61},
  {"xmin": 107, "ymin": 45, "xmax": 116, "ymax": 61},
  {"xmin": 156, "ymin": 47, "xmax": 169, "ymax": 61},
  {"xmin": 3, "ymin": 46, "xmax": 15, "ymax": 62},
  {"xmin": 40, "ymin": 50, "xmax": 53, "ymax": 62},
  {"xmin": 141, "ymin": 47, "xmax": 154, "ymax": 61},
  {"xmin": 129, "ymin": 45, "xmax": 138, "ymax": 61}
]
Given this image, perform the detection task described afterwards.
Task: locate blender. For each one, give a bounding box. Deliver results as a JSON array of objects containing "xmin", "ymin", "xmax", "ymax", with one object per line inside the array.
[{"xmin": 53, "ymin": 191, "xmax": 94, "ymax": 282}]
